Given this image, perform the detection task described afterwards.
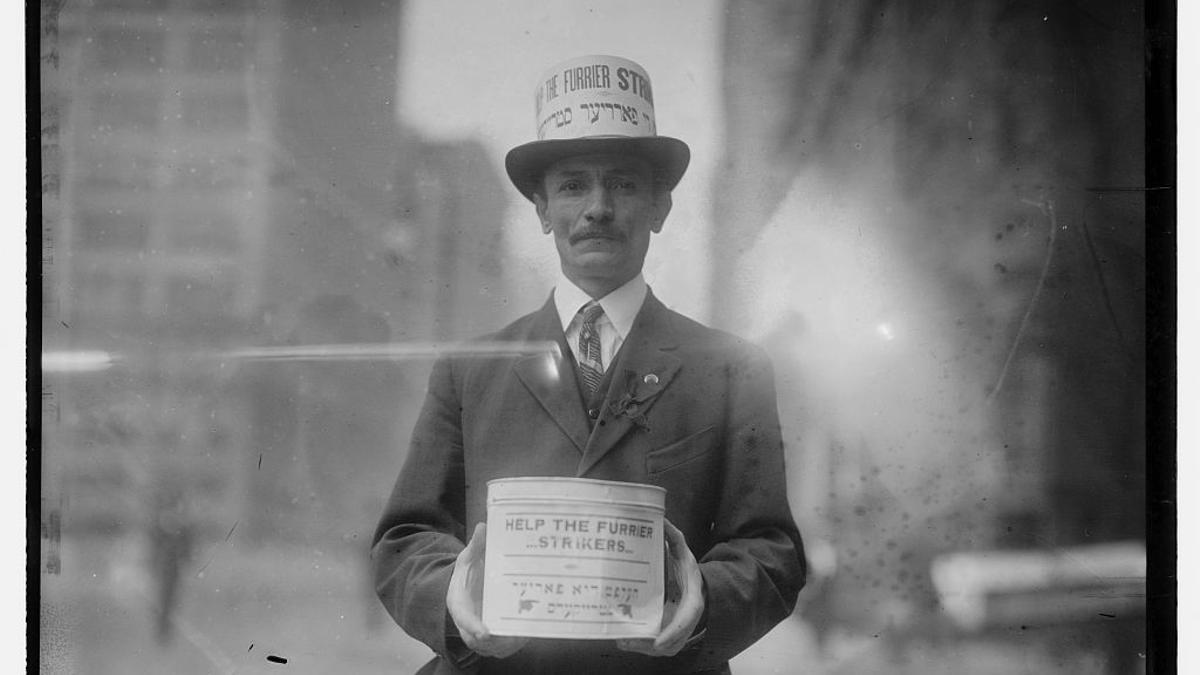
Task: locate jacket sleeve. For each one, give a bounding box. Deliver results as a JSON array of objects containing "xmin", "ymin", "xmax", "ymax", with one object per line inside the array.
[
  {"xmin": 370, "ymin": 356, "xmax": 479, "ymax": 670},
  {"xmin": 679, "ymin": 344, "xmax": 807, "ymax": 670}
]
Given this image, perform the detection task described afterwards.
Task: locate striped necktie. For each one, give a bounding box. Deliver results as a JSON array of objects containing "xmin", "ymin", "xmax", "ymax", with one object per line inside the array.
[{"xmin": 577, "ymin": 301, "xmax": 605, "ymax": 396}]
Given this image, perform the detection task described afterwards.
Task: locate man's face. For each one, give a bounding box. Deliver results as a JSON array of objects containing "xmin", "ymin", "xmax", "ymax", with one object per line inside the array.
[{"xmin": 534, "ymin": 154, "xmax": 672, "ymax": 296}]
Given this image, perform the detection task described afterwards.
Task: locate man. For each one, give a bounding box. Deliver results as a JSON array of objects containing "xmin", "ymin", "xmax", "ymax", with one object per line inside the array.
[{"xmin": 372, "ymin": 55, "xmax": 805, "ymax": 674}]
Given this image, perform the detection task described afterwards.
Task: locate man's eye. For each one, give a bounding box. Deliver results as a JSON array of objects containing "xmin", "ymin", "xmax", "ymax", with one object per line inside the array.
[
  {"xmin": 610, "ymin": 179, "xmax": 639, "ymax": 191},
  {"xmin": 558, "ymin": 180, "xmax": 584, "ymax": 192}
]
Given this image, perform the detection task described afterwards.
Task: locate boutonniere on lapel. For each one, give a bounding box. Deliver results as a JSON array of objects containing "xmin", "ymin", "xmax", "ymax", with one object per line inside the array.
[{"xmin": 607, "ymin": 371, "xmax": 663, "ymax": 433}]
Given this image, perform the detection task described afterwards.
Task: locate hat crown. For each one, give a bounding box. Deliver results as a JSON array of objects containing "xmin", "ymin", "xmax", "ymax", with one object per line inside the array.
[
  {"xmin": 533, "ymin": 55, "xmax": 658, "ymax": 141},
  {"xmin": 505, "ymin": 55, "xmax": 690, "ymax": 201}
]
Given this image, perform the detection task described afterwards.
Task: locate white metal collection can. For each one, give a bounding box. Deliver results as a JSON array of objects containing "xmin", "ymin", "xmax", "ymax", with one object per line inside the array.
[{"xmin": 482, "ymin": 477, "xmax": 667, "ymax": 639}]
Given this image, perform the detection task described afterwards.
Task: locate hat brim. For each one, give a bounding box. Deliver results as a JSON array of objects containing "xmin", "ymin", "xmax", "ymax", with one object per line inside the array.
[{"xmin": 504, "ymin": 136, "xmax": 691, "ymax": 201}]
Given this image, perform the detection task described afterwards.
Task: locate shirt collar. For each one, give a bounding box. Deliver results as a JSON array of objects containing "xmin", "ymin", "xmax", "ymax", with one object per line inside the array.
[{"xmin": 553, "ymin": 272, "xmax": 648, "ymax": 340}]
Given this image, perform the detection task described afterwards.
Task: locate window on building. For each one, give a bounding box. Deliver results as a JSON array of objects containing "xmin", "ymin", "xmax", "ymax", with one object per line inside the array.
[
  {"xmin": 76, "ymin": 207, "xmax": 151, "ymax": 251},
  {"xmin": 90, "ymin": 90, "xmax": 161, "ymax": 133},
  {"xmin": 74, "ymin": 268, "xmax": 146, "ymax": 317},
  {"xmin": 187, "ymin": 29, "xmax": 250, "ymax": 73},
  {"xmin": 179, "ymin": 91, "xmax": 249, "ymax": 130},
  {"xmin": 97, "ymin": 0, "xmax": 172, "ymax": 10},
  {"xmin": 92, "ymin": 28, "xmax": 165, "ymax": 72},
  {"xmin": 179, "ymin": 0, "xmax": 246, "ymax": 13},
  {"xmin": 167, "ymin": 210, "xmax": 240, "ymax": 255},
  {"xmin": 170, "ymin": 152, "xmax": 248, "ymax": 190},
  {"xmin": 164, "ymin": 273, "xmax": 238, "ymax": 319},
  {"xmin": 82, "ymin": 152, "xmax": 157, "ymax": 190}
]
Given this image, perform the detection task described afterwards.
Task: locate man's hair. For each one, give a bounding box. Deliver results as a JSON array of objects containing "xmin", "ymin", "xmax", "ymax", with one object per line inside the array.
[{"xmin": 532, "ymin": 167, "xmax": 671, "ymax": 201}]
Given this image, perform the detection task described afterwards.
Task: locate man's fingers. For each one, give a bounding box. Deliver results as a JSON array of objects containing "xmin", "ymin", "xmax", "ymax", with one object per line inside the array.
[
  {"xmin": 451, "ymin": 601, "xmax": 526, "ymax": 658},
  {"xmin": 652, "ymin": 518, "xmax": 704, "ymax": 655},
  {"xmin": 477, "ymin": 635, "xmax": 528, "ymax": 659},
  {"xmin": 615, "ymin": 638, "xmax": 657, "ymax": 655},
  {"xmin": 653, "ymin": 597, "xmax": 700, "ymax": 654},
  {"xmin": 447, "ymin": 522, "xmax": 490, "ymax": 644},
  {"xmin": 449, "ymin": 522, "xmax": 529, "ymax": 660},
  {"xmin": 461, "ymin": 522, "xmax": 487, "ymax": 560},
  {"xmin": 617, "ymin": 634, "xmax": 688, "ymax": 658},
  {"xmin": 461, "ymin": 631, "xmax": 527, "ymax": 659},
  {"xmin": 663, "ymin": 519, "xmax": 688, "ymax": 550},
  {"xmin": 446, "ymin": 577, "xmax": 487, "ymax": 640},
  {"xmin": 448, "ymin": 596, "xmax": 487, "ymax": 638}
]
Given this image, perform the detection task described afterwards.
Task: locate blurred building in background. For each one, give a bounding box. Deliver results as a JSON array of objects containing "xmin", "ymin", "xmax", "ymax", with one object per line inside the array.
[
  {"xmin": 716, "ymin": 0, "xmax": 1146, "ymax": 669},
  {"xmin": 42, "ymin": 0, "xmax": 287, "ymax": 545},
  {"xmin": 41, "ymin": 2, "xmax": 518, "ymax": 669},
  {"xmin": 40, "ymin": 0, "xmax": 510, "ymax": 570}
]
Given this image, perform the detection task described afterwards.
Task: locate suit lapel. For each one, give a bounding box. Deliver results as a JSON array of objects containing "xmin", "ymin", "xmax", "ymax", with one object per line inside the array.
[
  {"xmin": 514, "ymin": 297, "xmax": 591, "ymax": 453},
  {"xmin": 578, "ymin": 292, "xmax": 682, "ymax": 476}
]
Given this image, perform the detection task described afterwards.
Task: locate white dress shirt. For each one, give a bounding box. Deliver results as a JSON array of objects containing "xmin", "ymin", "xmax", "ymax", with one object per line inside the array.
[{"xmin": 553, "ymin": 272, "xmax": 648, "ymax": 374}]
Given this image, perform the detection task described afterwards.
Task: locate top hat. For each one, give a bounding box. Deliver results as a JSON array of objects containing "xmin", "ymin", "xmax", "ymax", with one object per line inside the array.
[{"xmin": 504, "ymin": 55, "xmax": 691, "ymax": 201}]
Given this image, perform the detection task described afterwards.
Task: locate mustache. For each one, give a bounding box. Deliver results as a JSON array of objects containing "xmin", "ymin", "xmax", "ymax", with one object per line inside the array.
[{"xmin": 569, "ymin": 228, "xmax": 625, "ymax": 245}]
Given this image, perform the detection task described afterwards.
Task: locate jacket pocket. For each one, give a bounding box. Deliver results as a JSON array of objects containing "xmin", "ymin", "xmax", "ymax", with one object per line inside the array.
[{"xmin": 645, "ymin": 425, "xmax": 717, "ymax": 475}]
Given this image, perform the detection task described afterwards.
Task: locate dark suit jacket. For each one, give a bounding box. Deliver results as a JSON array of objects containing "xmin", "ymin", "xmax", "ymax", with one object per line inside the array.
[{"xmin": 372, "ymin": 291, "xmax": 806, "ymax": 674}]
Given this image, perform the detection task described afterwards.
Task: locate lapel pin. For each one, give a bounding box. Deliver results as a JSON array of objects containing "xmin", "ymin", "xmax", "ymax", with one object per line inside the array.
[{"xmin": 643, "ymin": 373, "xmax": 659, "ymax": 385}]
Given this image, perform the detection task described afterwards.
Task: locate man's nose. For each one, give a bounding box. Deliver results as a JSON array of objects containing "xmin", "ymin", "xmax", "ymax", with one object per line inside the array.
[{"xmin": 583, "ymin": 186, "xmax": 614, "ymax": 222}]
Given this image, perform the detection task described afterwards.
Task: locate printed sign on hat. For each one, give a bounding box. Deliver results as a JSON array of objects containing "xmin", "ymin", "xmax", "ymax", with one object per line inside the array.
[
  {"xmin": 533, "ymin": 55, "xmax": 658, "ymax": 141},
  {"xmin": 505, "ymin": 54, "xmax": 690, "ymax": 201}
]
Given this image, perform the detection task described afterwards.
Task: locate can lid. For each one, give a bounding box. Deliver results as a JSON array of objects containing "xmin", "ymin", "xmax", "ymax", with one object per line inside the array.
[{"xmin": 486, "ymin": 476, "xmax": 666, "ymax": 507}]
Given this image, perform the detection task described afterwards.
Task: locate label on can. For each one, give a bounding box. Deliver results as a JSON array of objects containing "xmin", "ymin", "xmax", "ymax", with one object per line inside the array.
[{"xmin": 482, "ymin": 477, "xmax": 666, "ymax": 639}]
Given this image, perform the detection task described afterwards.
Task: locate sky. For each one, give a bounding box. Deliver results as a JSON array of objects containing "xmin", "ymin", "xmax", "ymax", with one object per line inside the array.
[{"xmin": 396, "ymin": 0, "xmax": 723, "ymax": 321}]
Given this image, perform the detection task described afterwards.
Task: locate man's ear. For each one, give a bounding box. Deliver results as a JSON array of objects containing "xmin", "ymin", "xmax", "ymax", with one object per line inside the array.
[
  {"xmin": 533, "ymin": 193, "xmax": 550, "ymax": 233},
  {"xmin": 651, "ymin": 192, "xmax": 672, "ymax": 234}
]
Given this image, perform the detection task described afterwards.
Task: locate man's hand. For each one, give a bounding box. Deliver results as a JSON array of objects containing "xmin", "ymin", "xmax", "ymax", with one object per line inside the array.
[
  {"xmin": 446, "ymin": 523, "xmax": 529, "ymax": 659},
  {"xmin": 616, "ymin": 519, "xmax": 705, "ymax": 657}
]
